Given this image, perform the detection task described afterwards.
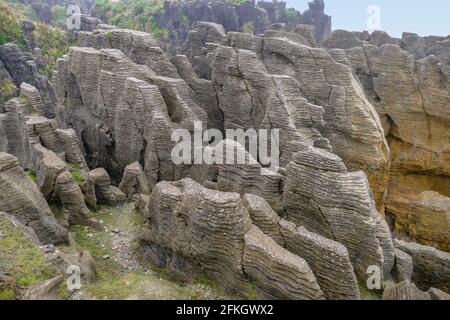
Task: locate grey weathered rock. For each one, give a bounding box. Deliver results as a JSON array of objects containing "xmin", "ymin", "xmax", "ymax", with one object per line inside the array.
[
  {"xmin": 383, "ymin": 280, "xmax": 431, "ymax": 300},
  {"xmin": 0, "ymin": 43, "xmax": 57, "ymax": 118},
  {"xmin": 299, "ymin": 0, "xmax": 331, "ymax": 42},
  {"xmin": 393, "ymin": 248, "xmax": 413, "ymax": 282},
  {"xmin": 55, "ymin": 46, "xmax": 205, "ymax": 183},
  {"xmin": 428, "ymin": 287, "xmax": 450, "ymax": 300},
  {"xmin": 140, "ymin": 178, "xmax": 252, "ymax": 296},
  {"xmin": 88, "ymin": 168, "xmax": 126, "ymax": 206},
  {"xmin": 119, "ymin": 162, "xmax": 151, "ymax": 200},
  {"xmin": 0, "ymin": 98, "xmax": 32, "ymax": 168},
  {"xmin": 283, "ymin": 146, "xmax": 393, "ymax": 282},
  {"xmin": 140, "ymin": 178, "xmax": 326, "ymax": 299},
  {"xmin": 243, "ymin": 225, "xmax": 324, "ymax": 300},
  {"xmin": 279, "ymin": 219, "xmax": 360, "ymax": 300},
  {"xmin": 20, "ymin": 82, "xmax": 44, "ymax": 115},
  {"xmin": 395, "ymin": 239, "xmax": 450, "ymax": 293},
  {"xmin": 0, "ymin": 152, "xmax": 68, "ymax": 244}
]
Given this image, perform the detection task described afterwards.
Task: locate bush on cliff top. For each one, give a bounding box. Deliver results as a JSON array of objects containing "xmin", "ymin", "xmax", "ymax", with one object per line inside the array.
[{"xmin": 0, "ymin": 0, "xmax": 25, "ymax": 47}]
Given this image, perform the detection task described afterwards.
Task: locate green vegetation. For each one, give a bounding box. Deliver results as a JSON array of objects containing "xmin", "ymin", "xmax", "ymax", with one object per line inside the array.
[
  {"xmin": 286, "ymin": 7, "xmax": 298, "ymax": 23},
  {"xmin": 94, "ymin": 0, "xmax": 169, "ymax": 39},
  {"xmin": 0, "ymin": 80, "xmax": 17, "ymax": 99},
  {"xmin": 35, "ymin": 23, "xmax": 71, "ymax": 76},
  {"xmin": 69, "ymin": 162, "xmax": 86, "ymax": 185},
  {"xmin": 0, "ymin": 0, "xmax": 25, "ymax": 47},
  {"xmin": 241, "ymin": 21, "xmax": 255, "ymax": 34},
  {"xmin": 26, "ymin": 170, "xmax": 38, "ymax": 184},
  {"xmin": 0, "ymin": 215, "xmax": 57, "ymax": 299}
]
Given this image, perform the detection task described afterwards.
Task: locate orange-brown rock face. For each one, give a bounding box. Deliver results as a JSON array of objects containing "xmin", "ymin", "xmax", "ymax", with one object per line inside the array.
[
  {"xmin": 409, "ymin": 192, "xmax": 450, "ymax": 252},
  {"xmin": 330, "ymin": 38, "xmax": 450, "ymax": 245}
]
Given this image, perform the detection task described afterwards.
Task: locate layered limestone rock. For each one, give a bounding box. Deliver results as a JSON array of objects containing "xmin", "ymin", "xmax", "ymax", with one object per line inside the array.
[
  {"xmin": 55, "ymin": 45, "xmax": 206, "ymax": 182},
  {"xmin": 197, "ymin": 28, "xmax": 389, "ymax": 211},
  {"xmin": 299, "ymin": 0, "xmax": 331, "ymax": 42},
  {"xmin": 0, "ymin": 98, "xmax": 32, "ymax": 168},
  {"xmin": 243, "ymin": 193, "xmax": 359, "ymax": 300},
  {"xmin": 383, "ymin": 280, "xmax": 431, "ymax": 300},
  {"xmin": 395, "ymin": 240, "xmax": 450, "ymax": 293},
  {"xmin": 337, "ymin": 39, "xmax": 450, "ymax": 241},
  {"xmin": 243, "ymin": 225, "xmax": 324, "ymax": 300},
  {"xmin": 283, "ymin": 145, "xmax": 394, "ymax": 282},
  {"xmin": 140, "ymin": 178, "xmax": 327, "ymax": 299},
  {"xmin": 20, "ymin": 82, "xmax": 44, "ymax": 115},
  {"xmin": 409, "ymin": 191, "xmax": 449, "ymax": 252},
  {"xmin": 31, "ymin": 143, "xmax": 95, "ymax": 228},
  {"xmin": 119, "ymin": 162, "xmax": 151, "ymax": 200},
  {"xmin": 0, "ymin": 43, "xmax": 57, "ymax": 118},
  {"xmin": 87, "ymin": 168, "xmax": 126, "ymax": 207},
  {"xmin": 0, "ymin": 152, "xmax": 68, "ymax": 244},
  {"xmin": 393, "ymin": 249, "xmax": 413, "ymax": 282},
  {"xmin": 78, "ymin": 26, "xmax": 180, "ymax": 78}
]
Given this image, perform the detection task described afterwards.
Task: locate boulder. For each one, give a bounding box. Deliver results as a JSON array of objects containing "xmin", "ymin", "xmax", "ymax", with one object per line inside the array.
[
  {"xmin": 383, "ymin": 280, "xmax": 431, "ymax": 300},
  {"xmin": 409, "ymin": 191, "xmax": 449, "ymax": 252},
  {"xmin": 119, "ymin": 162, "xmax": 151, "ymax": 200},
  {"xmin": 243, "ymin": 225, "xmax": 324, "ymax": 300},
  {"xmin": 395, "ymin": 239, "xmax": 450, "ymax": 293}
]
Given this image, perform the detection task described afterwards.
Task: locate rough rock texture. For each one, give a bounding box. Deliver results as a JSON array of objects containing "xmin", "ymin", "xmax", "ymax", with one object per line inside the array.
[
  {"xmin": 283, "ymin": 146, "xmax": 394, "ymax": 282},
  {"xmin": 192, "ymin": 28, "xmax": 389, "ymax": 211},
  {"xmin": 428, "ymin": 287, "xmax": 450, "ymax": 300},
  {"xmin": 0, "ymin": 98, "xmax": 32, "ymax": 168},
  {"xmin": 395, "ymin": 239, "xmax": 450, "ymax": 293},
  {"xmin": 87, "ymin": 168, "xmax": 126, "ymax": 206},
  {"xmin": 393, "ymin": 248, "xmax": 413, "ymax": 282},
  {"xmin": 20, "ymin": 82, "xmax": 44, "ymax": 115},
  {"xmin": 383, "ymin": 280, "xmax": 431, "ymax": 300},
  {"xmin": 331, "ymin": 37, "xmax": 450, "ymax": 242},
  {"xmin": 119, "ymin": 162, "xmax": 151, "ymax": 200},
  {"xmin": 140, "ymin": 178, "xmax": 327, "ymax": 299},
  {"xmin": 0, "ymin": 43, "xmax": 57, "ymax": 118},
  {"xmin": 243, "ymin": 193, "xmax": 359, "ymax": 300},
  {"xmin": 0, "ymin": 152, "xmax": 68, "ymax": 244},
  {"xmin": 243, "ymin": 225, "xmax": 324, "ymax": 300},
  {"xmin": 140, "ymin": 178, "xmax": 253, "ymax": 296},
  {"xmin": 55, "ymin": 45, "xmax": 206, "ymax": 183},
  {"xmin": 409, "ymin": 191, "xmax": 449, "ymax": 252}
]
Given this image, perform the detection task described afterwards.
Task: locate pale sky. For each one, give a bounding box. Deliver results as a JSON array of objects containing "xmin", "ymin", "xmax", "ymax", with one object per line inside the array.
[{"xmin": 285, "ymin": 0, "xmax": 450, "ymax": 37}]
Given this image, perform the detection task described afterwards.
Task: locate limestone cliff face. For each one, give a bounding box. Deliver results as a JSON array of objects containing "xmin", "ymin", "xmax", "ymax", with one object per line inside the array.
[{"xmin": 324, "ymin": 30, "xmax": 450, "ymax": 251}]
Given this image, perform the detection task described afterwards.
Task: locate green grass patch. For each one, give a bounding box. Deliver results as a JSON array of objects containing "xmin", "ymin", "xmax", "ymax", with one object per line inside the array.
[
  {"xmin": 69, "ymin": 162, "xmax": 86, "ymax": 185},
  {"xmin": 26, "ymin": 170, "xmax": 37, "ymax": 183},
  {"xmin": 0, "ymin": 216, "xmax": 57, "ymax": 299}
]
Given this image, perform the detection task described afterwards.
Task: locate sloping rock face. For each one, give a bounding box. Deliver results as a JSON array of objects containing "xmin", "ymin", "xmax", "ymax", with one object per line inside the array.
[
  {"xmin": 383, "ymin": 280, "xmax": 431, "ymax": 300},
  {"xmin": 0, "ymin": 43, "xmax": 57, "ymax": 118},
  {"xmin": 283, "ymin": 146, "xmax": 394, "ymax": 281},
  {"xmin": 0, "ymin": 152, "xmax": 68, "ymax": 245},
  {"xmin": 201, "ymin": 29, "xmax": 389, "ymax": 211},
  {"xmin": 395, "ymin": 240, "xmax": 450, "ymax": 293},
  {"xmin": 58, "ymin": 26, "xmax": 397, "ymax": 293},
  {"xmin": 324, "ymin": 32, "xmax": 450, "ymax": 247},
  {"xmin": 243, "ymin": 225, "xmax": 324, "ymax": 300},
  {"xmin": 243, "ymin": 194, "xmax": 359, "ymax": 300},
  {"xmin": 0, "ymin": 98, "xmax": 32, "ymax": 168},
  {"xmin": 139, "ymin": 178, "xmax": 325, "ymax": 299},
  {"xmin": 55, "ymin": 45, "xmax": 206, "ymax": 183}
]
